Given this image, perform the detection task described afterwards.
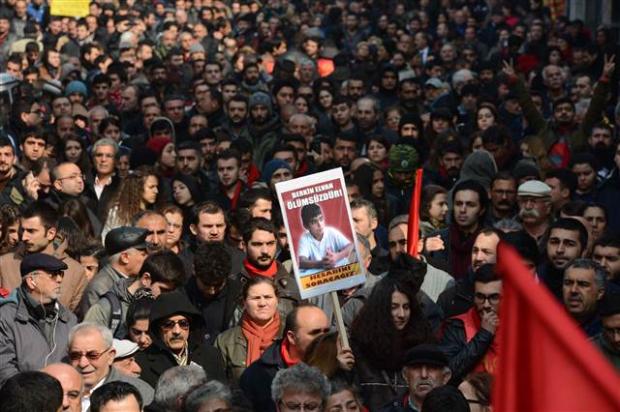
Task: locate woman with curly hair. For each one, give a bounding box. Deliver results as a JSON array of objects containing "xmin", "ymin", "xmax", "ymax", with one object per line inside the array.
[
  {"xmin": 350, "ymin": 263, "xmax": 434, "ymax": 411},
  {"xmin": 101, "ymin": 165, "xmax": 159, "ymax": 239}
]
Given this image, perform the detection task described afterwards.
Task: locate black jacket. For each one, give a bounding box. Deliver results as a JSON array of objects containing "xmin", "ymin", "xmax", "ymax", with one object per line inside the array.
[
  {"xmin": 239, "ymin": 339, "xmax": 287, "ymax": 412},
  {"xmin": 185, "ymin": 276, "xmax": 242, "ymax": 344},
  {"xmin": 135, "ymin": 290, "xmax": 226, "ymax": 387},
  {"xmin": 83, "ymin": 174, "xmax": 122, "ymax": 224}
]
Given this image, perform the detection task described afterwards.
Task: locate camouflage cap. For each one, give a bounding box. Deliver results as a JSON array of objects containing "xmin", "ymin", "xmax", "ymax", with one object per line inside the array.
[{"xmin": 389, "ymin": 144, "xmax": 419, "ymax": 173}]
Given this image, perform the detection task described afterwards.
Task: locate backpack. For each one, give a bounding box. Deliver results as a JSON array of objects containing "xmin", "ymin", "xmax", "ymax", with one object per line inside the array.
[{"xmin": 101, "ymin": 290, "xmax": 125, "ymax": 339}]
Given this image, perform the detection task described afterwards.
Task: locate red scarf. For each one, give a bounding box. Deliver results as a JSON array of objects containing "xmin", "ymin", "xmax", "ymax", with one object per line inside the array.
[
  {"xmin": 280, "ymin": 339, "xmax": 301, "ymax": 367},
  {"xmin": 243, "ymin": 258, "xmax": 278, "ymax": 278},
  {"xmin": 453, "ymin": 307, "xmax": 500, "ymax": 375},
  {"xmin": 241, "ymin": 311, "xmax": 281, "ymax": 366},
  {"xmin": 224, "ymin": 181, "xmax": 243, "ymax": 209}
]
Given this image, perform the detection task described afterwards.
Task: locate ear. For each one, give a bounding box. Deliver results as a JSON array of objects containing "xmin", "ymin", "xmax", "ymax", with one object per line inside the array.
[
  {"xmin": 597, "ymin": 288, "xmax": 605, "ymax": 301},
  {"xmin": 442, "ymin": 368, "xmax": 453, "ymax": 385},
  {"xmin": 190, "ymin": 224, "xmax": 198, "ymax": 236},
  {"xmin": 370, "ymin": 216, "xmax": 378, "ymax": 231},
  {"xmin": 560, "ymin": 187, "xmax": 570, "ymax": 199},
  {"xmin": 20, "ymin": 112, "xmax": 29, "ymax": 124},
  {"xmin": 25, "ymin": 275, "xmax": 37, "ymax": 291},
  {"xmin": 140, "ymin": 272, "xmax": 152, "ymax": 288},
  {"xmin": 402, "ymin": 367, "xmax": 409, "ymax": 384},
  {"xmin": 107, "ymin": 348, "xmax": 116, "ymax": 366},
  {"xmin": 286, "ymin": 330, "xmax": 296, "ymax": 346},
  {"xmin": 53, "ymin": 179, "xmax": 63, "ymax": 191},
  {"xmin": 46, "ymin": 227, "xmax": 57, "ymax": 241},
  {"xmin": 120, "ymin": 250, "xmax": 130, "ymax": 265}
]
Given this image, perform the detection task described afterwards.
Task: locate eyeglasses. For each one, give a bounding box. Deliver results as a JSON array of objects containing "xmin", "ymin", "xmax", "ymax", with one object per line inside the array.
[
  {"xmin": 33, "ymin": 270, "xmax": 65, "ymax": 280},
  {"xmin": 603, "ymin": 327, "xmax": 620, "ymax": 336},
  {"xmin": 161, "ymin": 319, "xmax": 190, "ymax": 331},
  {"xmin": 57, "ymin": 173, "xmax": 85, "ymax": 181},
  {"xmin": 279, "ymin": 401, "xmax": 321, "ymax": 411},
  {"xmin": 68, "ymin": 346, "xmax": 111, "ymax": 361},
  {"xmin": 474, "ymin": 292, "xmax": 501, "ymax": 304}
]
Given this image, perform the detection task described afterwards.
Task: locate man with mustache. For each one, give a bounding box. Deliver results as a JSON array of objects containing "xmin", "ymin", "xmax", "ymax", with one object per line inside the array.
[
  {"xmin": 486, "ymin": 172, "xmax": 517, "ymax": 225},
  {"xmin": 238, "ymin": 218, "xmax": 300, "ymax": 313},
  {"xmin": 135, "ymin": 290, "xmax": 225, "ymax": 388},
  {"xmin": 0, "ymin": 253, "xmax": 75, "ymax": 384},
  {"xmin": 0, "ymin": 136, "xmax": 18, "ymax": 192},
  {"xmin": 562, "ymin": 259, "xmax": 606, "ymax": 337},
  {"xmin": 587, "ymin": 123, "xmax": 615, "ymax": 177},
  {"xmin": 383, "ymin": 344, "xmax": 452, "ymax": 411},
  {"xmin": 440, "ymin": 264, "xmax": 502, "ymax": 383},
  {"xmin": 516, "ymin": 180, "xmax": 552, "ymax": 246}
]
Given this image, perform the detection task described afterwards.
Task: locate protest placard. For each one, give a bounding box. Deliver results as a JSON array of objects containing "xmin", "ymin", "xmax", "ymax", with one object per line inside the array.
[
  {"xmin": 51, "ymin": 0, "xmax": 89, "ymax": 17},
  {"xmin": 275, "ymin": 168, "xmax": 366, "ymax": 300}
]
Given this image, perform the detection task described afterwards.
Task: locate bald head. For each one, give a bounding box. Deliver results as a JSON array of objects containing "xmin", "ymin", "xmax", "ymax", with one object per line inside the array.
[
  {"xmin": 52, "ymin": 162, "xmax": 84, "ymax": 196},
  {"xmin": 42, "ymin": 363, "xmax": 83, "ymax": 412}
]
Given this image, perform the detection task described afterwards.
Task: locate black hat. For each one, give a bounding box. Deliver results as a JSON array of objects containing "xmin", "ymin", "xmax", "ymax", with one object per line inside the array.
[
  {"xmin": 20, "ymin": 253, "xmax": 68, "ymax": 277},
  {"xmin": 404, "ymin": 344, "xmax": 449, "ymax": 368},
  {"xmin": 104, "ymin": 227, "xmax": 149, "ymax": 256},
  {"xmin": 600, "ymin": 292, "xmax": 620, "ymax": 317}
]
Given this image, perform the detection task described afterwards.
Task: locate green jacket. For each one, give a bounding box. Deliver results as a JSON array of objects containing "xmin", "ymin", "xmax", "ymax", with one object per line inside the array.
[
  {"xmin": 214, "ymin": 321, "xmax": 284, "ymax": 384},
  {"xmin": 513, "ymin": 75, "xmax": 611, "ymax": 153}
]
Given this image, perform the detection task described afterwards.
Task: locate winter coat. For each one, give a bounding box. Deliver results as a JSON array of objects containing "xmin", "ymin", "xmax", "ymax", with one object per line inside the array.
[
  {"xmin": 0, "ymin": 248, "xmax": 87, "ymax": 313},
  {"xmin": 353, "ymin": 349, "xmax": 409, "ymax": 412},
  {"xmin": 83, "ymin": 277, "xmax": 135, "ymax": 337},
  {"xmin": 214, "ymin": 320, "xmax": 284, "ymax": 383},
  {"xmin": 185, "ymin": 276, "xmax": 242, "ymax": 344},
  {"xmin": 0, "ymin": 288, "xmax": 77, "ymax": 385},
  {"xmin": 134, "ymin": 290, "xmax": 226, "ymax": 387},
  {"xmin": 79, "ymin": 264, "xmax": 127, "ymax": 316},
  {"xmin": 439, "ymin": 307, "xmax": 496, "ymax": 384},
  {"xmin": 239, "ymin": 339, "xmax": 287, "ymax": 412}
]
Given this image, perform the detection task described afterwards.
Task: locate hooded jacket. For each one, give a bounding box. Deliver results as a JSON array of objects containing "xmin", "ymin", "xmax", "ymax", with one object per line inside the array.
[{"xmin": 135, "ymin": 290, "xmax": 226, "ymax": 387}]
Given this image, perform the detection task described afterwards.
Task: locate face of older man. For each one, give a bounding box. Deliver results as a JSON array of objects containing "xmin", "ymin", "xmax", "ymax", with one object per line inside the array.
[
  {"xmin": 42, "ymin": 363, "xmax": 83, "ymax": 412},
  {"xmin": 403, "ymin": 363, "xmax": 451, "ymax": 406},
  {"xmin": 69, "ymin": 329, "xmax": 115, "ymax": 392}
]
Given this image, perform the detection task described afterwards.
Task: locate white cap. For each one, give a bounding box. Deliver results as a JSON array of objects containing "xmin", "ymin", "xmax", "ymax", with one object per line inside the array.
[
  {"xmin": 518, "ymin": 180, "xmax": 551, "ymax": 197},
  {"xmin": 113, "ymin": 339, "xmax": 140, "ymax": 359}
]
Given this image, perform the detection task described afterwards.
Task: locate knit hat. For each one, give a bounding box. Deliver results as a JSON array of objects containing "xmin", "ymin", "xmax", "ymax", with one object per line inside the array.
[
  {"xmin": 249, "ymin": 91, "xmax": 273, "ymax": 115},
  {"xmin": 65, "ymin": 80, "xmax": 88, "ymax": 98},
  {"xmin": 146, "ymin": 136, "xmax": 172, "ymax": 157},
  {"xmin": 388, "ymin": 144, "xmax": 419, "ymax": 173},
  {"xmin": 262, "ymin": 159, "xmax": 292, "ymax": 182}
]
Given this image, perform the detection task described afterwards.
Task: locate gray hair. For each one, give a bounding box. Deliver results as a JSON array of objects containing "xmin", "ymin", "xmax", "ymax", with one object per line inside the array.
[
  {"xmin": 356, "ymin": 96, "xmax": 380, "ymax": 114},
  {"xmin": 68, "ymin": 322, "xmax": 113, "ymax": 348},
  {"xmin": 154, "ymin": 365, "xmax": 207, "ymax": 411},
  {"xmin": 271, "ymin": 363, "xmax": 330, "ymax": 405},
  {"xmin": 92, "ymin": 138, "xmax": 119, "ymax": 156},
  {"xmin": 388, "ymin": 214, "xmax": 409, "ymax": 231},
  {"xmin": 452, "ymin": 69, "xmax": 475, "ymax": 90},
  {"xmin": 350, "ymin": 198, "xmax": 378, "ymax": 220},
  {"xmin": 564, "ymin": 258, "xmax": 608, "ymax": 290},
  {"xmin": 183, "ymin": 381, "xmax": 232, "ymax": 412}
]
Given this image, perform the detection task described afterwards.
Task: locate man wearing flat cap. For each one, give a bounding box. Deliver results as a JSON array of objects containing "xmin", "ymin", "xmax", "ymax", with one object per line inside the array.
[
  {"xmin": 517, "ymin": 180, "xmax": 553, "ymax": 246},
  {"xmin": 0, "ymin": 253, "xmax": 77, "ymax": 385},
  {"xmin": 381, "ymin": 344, "xmax": 452, "ymax": 412},
  {"xmin": 78, "ymin": 227, "xmax": 149, "ymax": 315}
]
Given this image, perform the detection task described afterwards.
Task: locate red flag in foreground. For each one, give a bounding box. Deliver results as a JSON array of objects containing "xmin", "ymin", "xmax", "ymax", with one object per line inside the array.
[
  {"xmin": 493, "ymin": 243, "xmax": 620, "ymax": 411},
  {"xmin": 407, "ymin": 169, "xmax": 424, "ymax": 257}
]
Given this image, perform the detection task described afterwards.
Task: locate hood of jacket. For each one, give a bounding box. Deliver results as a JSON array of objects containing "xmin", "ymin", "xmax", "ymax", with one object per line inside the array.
[
  {"xmin": 148, "ymin": 116, "xmax": 176, "ymax": 141},
  {"xmin": 458, "ymin": 149, "xmax": 497, "ymax": 190}
]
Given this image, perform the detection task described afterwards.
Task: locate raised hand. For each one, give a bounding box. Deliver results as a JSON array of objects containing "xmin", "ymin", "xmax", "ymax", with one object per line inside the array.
[
  {"xmin": 502, "ymin": 59, "xmax": 517, "ymax": 78},
  {"xmin": 603, "ymin": 54, "xmax": 616, "ymax": 78}
]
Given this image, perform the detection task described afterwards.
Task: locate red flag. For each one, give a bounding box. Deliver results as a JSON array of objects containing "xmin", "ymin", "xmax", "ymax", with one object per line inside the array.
[
  {"xmin": 493, "ymin": 243, "xmax": 620, "ymax": 411},
  {"xmin": 407, "ymin": 169, "xmax": 424, "ymax": 257}
]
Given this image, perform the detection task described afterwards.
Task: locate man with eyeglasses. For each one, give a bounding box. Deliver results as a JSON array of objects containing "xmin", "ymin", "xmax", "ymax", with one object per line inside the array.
[
  {"xmin": 0, "ymin": 253, "xmax": 75, "ymax": 385},
  {"xmin": 135, "ymin": 290, "xmax": 226, "ymax": 388},
  {"xmin": 271, "ymin": 363, "xmax": 330, "ymax": 412},
  {"xmin": 47, "ymin": 162, "xmax": 102, "ymax": 236},
  {"xmin": 592, "ymin": 291, "xmax": 620, "ymax": 371},
  {"xmin": 440, "ymin": 264, "xmax": 502, "ymax": 383},
  {"xmin": 67, "ymin": 322, "xmax": 154, "ymax": 411}
]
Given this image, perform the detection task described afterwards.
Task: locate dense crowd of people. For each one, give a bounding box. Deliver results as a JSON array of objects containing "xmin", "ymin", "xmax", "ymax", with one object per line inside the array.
[{"xmin": 0, "ymin": 0, "xmax": 619, "ymax": 411}]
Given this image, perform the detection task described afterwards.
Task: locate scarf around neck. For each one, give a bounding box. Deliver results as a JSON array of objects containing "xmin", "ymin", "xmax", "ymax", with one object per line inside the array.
[
  {"xmin": 241, "ymin": 311, "xmax": 281, "ymax": 366},
  {"xmin": 243, "ymin": 258, "xmax": 278, "ymax": 278}
]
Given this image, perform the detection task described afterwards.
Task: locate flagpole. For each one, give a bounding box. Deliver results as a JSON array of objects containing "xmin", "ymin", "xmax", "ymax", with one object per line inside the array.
[{"xmin": 407, "ymin": 168, "xmax": 424, "ymax": 257}]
